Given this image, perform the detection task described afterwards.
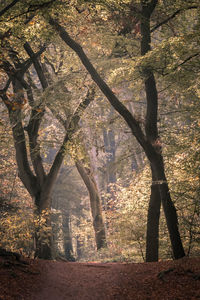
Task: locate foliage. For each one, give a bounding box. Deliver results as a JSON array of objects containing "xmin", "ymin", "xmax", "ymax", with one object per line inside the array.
[
  {"xmin": 0, "ymin": 207, "xmax": 34, "ymax": 256},
  {"xmin": 34, "ymin": 209, "xmax": 52, "ymax": 247},
  {"xmin": 164, "ymin": 114, "xmax": 200, "ymax": 256},
  {"xmin": 0, "ymin": 0, "xmax": 200, "ymax": 261}
]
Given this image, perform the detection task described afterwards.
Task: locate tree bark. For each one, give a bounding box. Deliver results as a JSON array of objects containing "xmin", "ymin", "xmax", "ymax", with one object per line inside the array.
[
  {"xmin": 150, "ymin": 154, "xmax": 185, "ymax": 259},
  {"xmin": 103, "ymin": 128, "xmax": 116, "ymax": 189},
  {"xmin": 76, "ymin": 161, "xmax": 107, "ymax": 250},
  {"xmin": 34, "ymin": 214, "xmax": 52, "ymax": 259},
  {"xmin": 146, "ymin": 183, "xmax": 161, "ymax": 262}
]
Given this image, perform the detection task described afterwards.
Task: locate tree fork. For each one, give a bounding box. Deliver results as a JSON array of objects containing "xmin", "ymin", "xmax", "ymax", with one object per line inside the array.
[{"xmin": 140, "ymin": 0, "xmax": 185, "ymax": 261}]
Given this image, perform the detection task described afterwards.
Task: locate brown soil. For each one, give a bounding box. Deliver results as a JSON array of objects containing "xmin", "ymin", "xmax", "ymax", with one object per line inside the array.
[{"xmin": 0, "ymin": 255, "xmax": 200, "ymax": 300}]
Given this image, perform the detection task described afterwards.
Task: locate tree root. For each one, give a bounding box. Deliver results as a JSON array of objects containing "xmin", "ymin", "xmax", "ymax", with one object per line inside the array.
[
  {"xmin": 157, "ymin": 267, "xmax": 200, "ymax": 281},
  {"xmin": 0, "ymin": 248, "xmax": 29, "ymax": 265},
  {"xmin": 157, "ymin": 268, "xmax": 174, "ymax": 281}
]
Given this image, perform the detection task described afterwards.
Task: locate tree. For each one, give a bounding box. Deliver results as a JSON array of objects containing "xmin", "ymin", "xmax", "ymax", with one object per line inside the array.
[
  {"xmin": 48, "ymin": 0, "xmax": 186, "ymax": 261},
  {"xmin": 41, "ymin": 50, "xmax": 107, "ymax": 251},
  {"xmin": 76, "ymin": 160, "xmax": 107, "ymax": 250},
  {"xmin": 0, "ymin": 37, "xmax": 94, "ymax": 258}
]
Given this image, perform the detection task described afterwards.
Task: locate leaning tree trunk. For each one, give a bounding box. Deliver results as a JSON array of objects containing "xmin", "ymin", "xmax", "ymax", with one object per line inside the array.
[
  {"xmin": 149, "ymin": 153, "xmax": 185, "ymax": 260},
  {"xmin": 76, "ymin": 161, "xmax": 107, "ymax": 250},
  {"xmin": 146, "ymin": 157, "xmax": 184, "ymax": 262},
  {"xmin": 49, "ymin": 16, "xmax": 185, "ymax": 260}
]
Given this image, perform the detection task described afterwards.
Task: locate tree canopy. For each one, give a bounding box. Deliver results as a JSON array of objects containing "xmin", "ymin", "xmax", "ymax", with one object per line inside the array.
[{"xmin": 0, "ymin": 0, "xmax": 199, "ymax": 262}]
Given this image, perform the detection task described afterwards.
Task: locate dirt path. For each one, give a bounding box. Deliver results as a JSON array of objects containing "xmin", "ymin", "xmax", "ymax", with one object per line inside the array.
[
  {"xmin": 31, "ymin": 261, "xmax": 128, "ymax": 300},
  {"xmin": 1, "ymin": 256, "xmax": 200, "ymax": 299}
]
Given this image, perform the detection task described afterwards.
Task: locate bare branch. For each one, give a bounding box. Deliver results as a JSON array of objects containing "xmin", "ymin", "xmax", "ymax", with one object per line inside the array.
[
  {"xmin": 24, "ymin": 42, "xmax": 48, "ymax": 90},
  {"xmin": 0, "ymin": 0, "xmax": 57, "ymax": 22},
  {"xmin": 0, "ymin": 0, "xmax": 20, "ymax": 18},
  {"xmin": 0, "ymin": 91, "xmax": 37, "ymax": 196},
  {"xmin": 162, "ymin": 52, "xmax": 200, "ymax": 76},
  {"xmin": 151, "ymin": 6, "xmax": 198, "ymax": 33}
]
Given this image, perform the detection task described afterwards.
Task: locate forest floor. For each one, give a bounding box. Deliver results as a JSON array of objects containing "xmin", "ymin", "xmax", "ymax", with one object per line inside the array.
[{"xmin": 0, "ymin": 254, "xmax": 200, "ymax": 300}]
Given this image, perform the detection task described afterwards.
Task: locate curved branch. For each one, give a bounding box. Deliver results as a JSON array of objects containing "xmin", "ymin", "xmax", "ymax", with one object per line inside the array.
[
  {"xmin": 151, "ymin": 6, "xmax": 198, "ymax": 33},
  {"xmin": 162, "ymin": 52, "xmax": 200, "ymax": 76}
]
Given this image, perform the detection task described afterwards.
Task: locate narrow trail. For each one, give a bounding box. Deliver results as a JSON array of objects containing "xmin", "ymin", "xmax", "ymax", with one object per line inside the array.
[{"xmin": 1, "ymin": 256, "xmax": 200, "ymax": 299}]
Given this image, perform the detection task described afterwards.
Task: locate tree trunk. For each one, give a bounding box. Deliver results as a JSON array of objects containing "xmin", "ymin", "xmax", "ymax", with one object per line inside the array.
[
  {"xmin": 146, "ymin": 183, "xmax": 161, "ymax": 262},
  {"xmin": 1, "ymin": 42, "xmax": 94, "ymax": 260},
  {"xmin": 34, "ymin": 192, "xmax": 52, "ymax": 259},
  {"xmin": 103, "ymin": 128, "xmax": 116, "ymax": 189},
  {"xmin": 147, "ymin": 153, "xmax": 185, "ymax": 260},
  {"xmin": 35, "ymin": 234, "xmax": 52, "ymax": 260},
  {"xmin": 141, "ymin": 0, "xmax": 185, "ymax": 261},
  {"xmin": 76, "ymin": 235, "xmax": 83, "ymax": 260},
  {"xmin": 63, "ymin": 212, "xmax": 75, "ymax": 261},
  {"xmin": 76, "ymin": 161, "xmax": 107, "ymax": 250}
]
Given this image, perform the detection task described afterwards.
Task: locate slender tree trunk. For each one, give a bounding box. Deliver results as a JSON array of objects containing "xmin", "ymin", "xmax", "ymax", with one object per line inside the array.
[
  {"xmin": 103, "ymin": 128, "xmax": 116, "ymax": 189},
  {"xmin": 76, "ymin": 224, "xmax": 83, "ymax": 260},
  {"xmin": 76, "ymin": 161, "xmax": 107, "ymax": 250},
  {"xmin": 147, "ymin": 152, "xmax": 185, "ymax": 260},
  {"xmin": 146, "ymin": 182, "xmax": 161, "ymax": 262},
  {"xmin": 63, "ymin": 212, "xmax": 75, "ymax": 261}
]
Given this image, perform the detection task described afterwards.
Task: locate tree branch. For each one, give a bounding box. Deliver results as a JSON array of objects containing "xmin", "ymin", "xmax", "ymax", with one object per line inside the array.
[
  {"xmin": 0, "ymin": 92, "xmax": 37, "ymax": 197},
  {"xmin": 162, "ymin": 52, "xmax": 200, "ymax": 76},
  {"xmin": 2, "ymin": 44, "xmax": 47, "ymax": 186},
  {"xmin": 0, "ymin": 0, "xmax": 20, "ymax": 18},
  {"xmin": 0, "ymin": 0, "xmax": 57, "ymax": 22},
  {"xmin": 0, "ymin": 45, "xmax": 47, "ymax": 87},
  {"xmin": 141, "ymin": 0, "xmax": 158, "ymax": 17},
  {"xmin": 46, "ymin": 87, "xmax": 95, "ymax": 191},
  {"xmin": 23, "ymin": 42, "xmax": 49, "ymax": 184},
  {"xmin": 24, "ymin": 42, "xmax": 48, "ymax": 90},
  {"xmin": 151, "ymin": 6, "xmax": 198, "ymax": 33}
]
